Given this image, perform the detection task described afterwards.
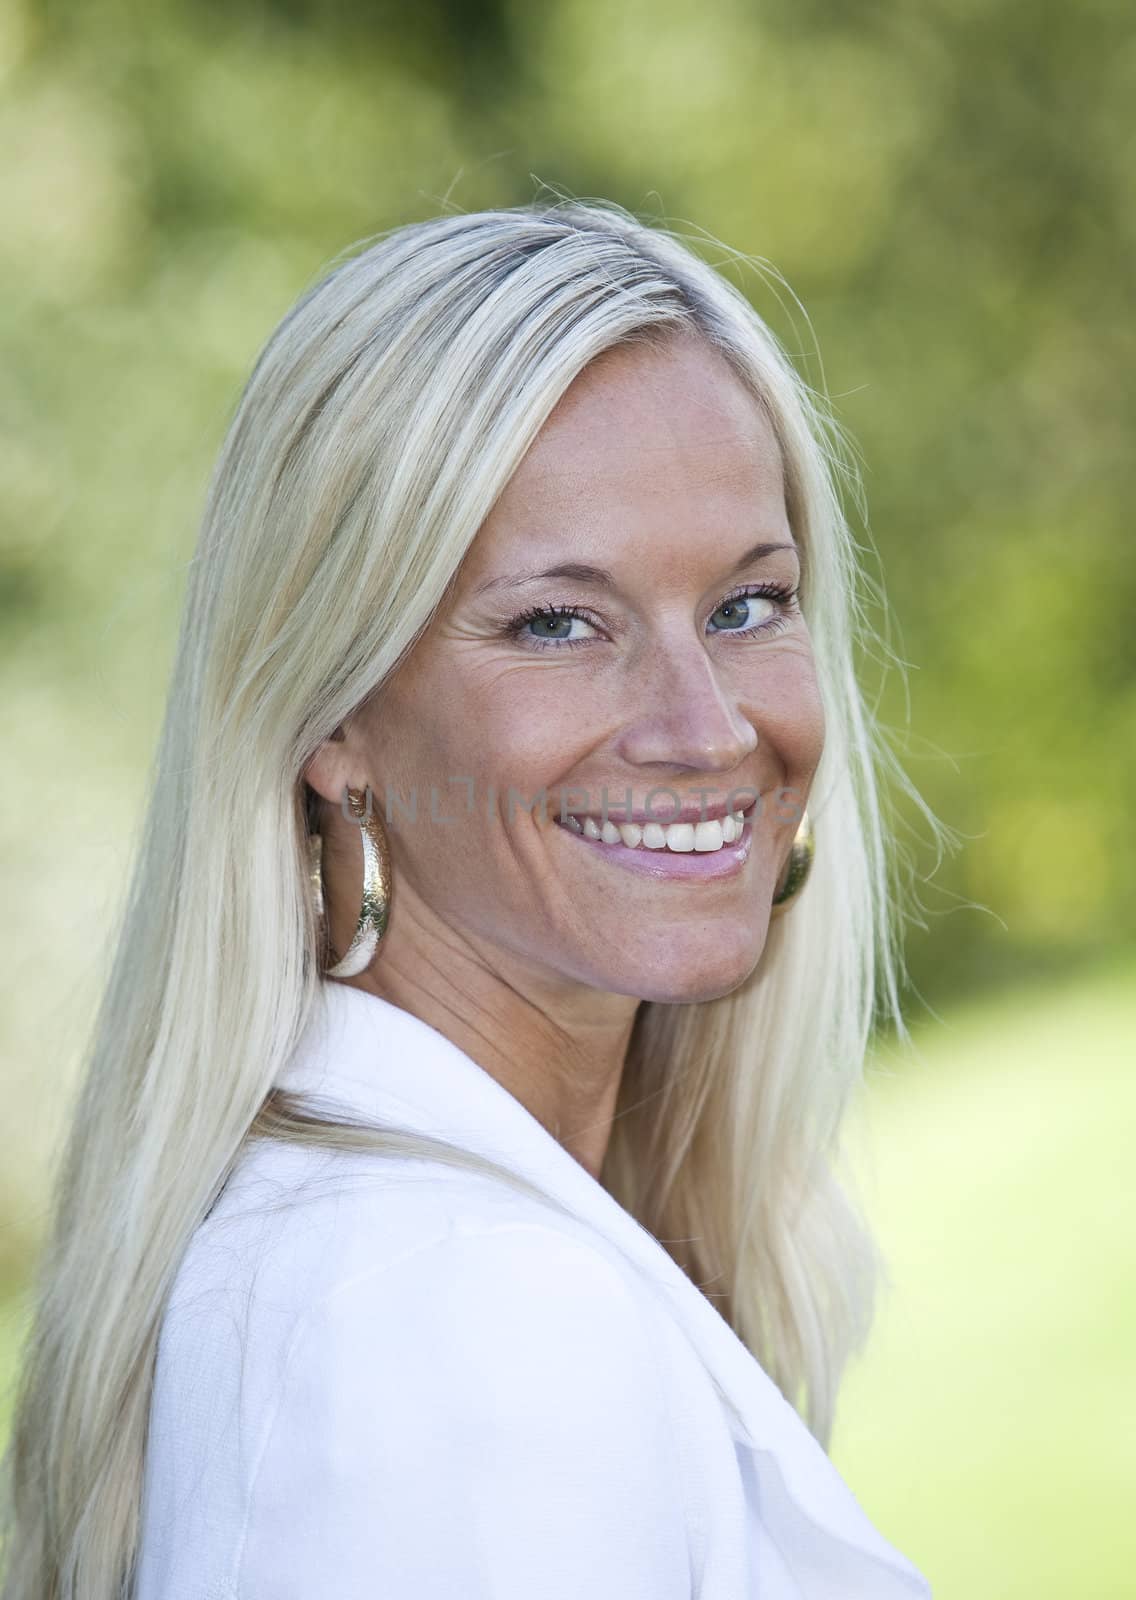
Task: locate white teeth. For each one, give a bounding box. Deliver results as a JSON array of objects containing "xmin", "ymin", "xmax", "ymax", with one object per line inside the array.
[
  {"xmin": 693, "ymin": 820, "xmax": 725, "ymax": 851},
  {"xmin": 560, "ymin": 809, "xmax": 748, "ymax": 853}
]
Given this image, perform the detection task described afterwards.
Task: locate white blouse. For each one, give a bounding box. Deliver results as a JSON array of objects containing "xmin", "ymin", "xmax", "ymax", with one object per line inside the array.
[{"xmin": 135, "ymin": 979, "xmax": 932, "ymax": 1598}]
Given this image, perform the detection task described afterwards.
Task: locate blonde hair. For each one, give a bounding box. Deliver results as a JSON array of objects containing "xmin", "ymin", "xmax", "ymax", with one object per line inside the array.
[{"xmin": 1, "ymin": 200, "xmax": 934, "ymax": 1598}]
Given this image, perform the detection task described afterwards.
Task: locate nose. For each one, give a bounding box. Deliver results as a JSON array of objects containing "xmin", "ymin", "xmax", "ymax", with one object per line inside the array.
[{"xmin": 614, "ymin": 639, "xmax": 759, "ymax": 773}]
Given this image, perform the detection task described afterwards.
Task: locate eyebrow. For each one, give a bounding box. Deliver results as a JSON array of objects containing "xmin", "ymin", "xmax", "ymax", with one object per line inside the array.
[{"xmin": 473, "ymin": 541, "xmax": 799, "ymax": 597}]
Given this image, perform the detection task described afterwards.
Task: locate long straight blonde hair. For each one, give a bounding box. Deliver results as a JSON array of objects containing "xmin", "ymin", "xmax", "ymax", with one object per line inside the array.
[{"xmin": 1, "ymin": 199, "xmax": 934, "ymax": 1598}]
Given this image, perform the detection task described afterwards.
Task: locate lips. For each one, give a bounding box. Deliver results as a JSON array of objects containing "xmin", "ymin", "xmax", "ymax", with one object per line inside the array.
[{"xmin": 553, "ymin": 807, "xmax": 754, "ymax": 879}]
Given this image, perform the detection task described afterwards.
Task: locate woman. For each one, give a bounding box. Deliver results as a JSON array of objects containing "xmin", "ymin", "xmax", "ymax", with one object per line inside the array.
[{"xmin": 0, "ymin": 202, "xmax": 934, "ymax": 1597}]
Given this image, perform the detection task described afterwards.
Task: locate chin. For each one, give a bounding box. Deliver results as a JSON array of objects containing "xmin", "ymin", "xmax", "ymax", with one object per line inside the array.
[{"xmin": 601, "ymin": 934, "xmax": 769, "ymax": 1006}]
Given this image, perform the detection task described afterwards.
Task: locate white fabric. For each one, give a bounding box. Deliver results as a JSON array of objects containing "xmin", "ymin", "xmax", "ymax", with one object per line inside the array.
[{"xmin": 135, "ymin": 978, "xmax": 932, "ymax": 1598}]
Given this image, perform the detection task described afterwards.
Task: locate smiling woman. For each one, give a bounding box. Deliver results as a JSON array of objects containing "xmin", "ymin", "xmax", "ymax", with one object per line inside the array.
[
  {"xmin": 0, "ymin": 203, "xmax": 933, "ymax": 1599},
  {"xmin": 307, "ymin": 334, "xmax": 826, "ymax": 1051}
]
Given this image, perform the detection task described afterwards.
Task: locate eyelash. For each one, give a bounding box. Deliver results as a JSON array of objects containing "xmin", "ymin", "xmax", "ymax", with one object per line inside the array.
[{"xmin": 505, "ymin": 581, "xmax": 801, "ymax": 652}]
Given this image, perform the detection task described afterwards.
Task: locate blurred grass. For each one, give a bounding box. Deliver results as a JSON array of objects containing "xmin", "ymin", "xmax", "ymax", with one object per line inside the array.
[
  {"xmin": 2, "ymin": 953, "xmax": 1132, "ymax": 1593},
  {"xmin": 834, "ymin": 951, "xmax": 1136, "ymax": 1597}
]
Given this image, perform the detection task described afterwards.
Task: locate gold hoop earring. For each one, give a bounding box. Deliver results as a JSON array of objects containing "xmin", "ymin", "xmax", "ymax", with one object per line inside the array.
[
  {"xmin": 307, "ymin": 786, "xmax": 392, "ymax": 976},
  {"xmin": 770, "ymin": 808, "xmax": 814, "ymax": 917}
]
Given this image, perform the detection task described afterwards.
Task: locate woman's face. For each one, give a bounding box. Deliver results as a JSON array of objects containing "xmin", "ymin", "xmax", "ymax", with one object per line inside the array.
[{"xmin": 313, "ymin": 333, "xmax": 825, "ymax": 1006}]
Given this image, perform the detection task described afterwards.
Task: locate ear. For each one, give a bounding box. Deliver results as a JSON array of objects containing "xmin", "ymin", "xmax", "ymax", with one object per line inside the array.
[{"xmin": 303, "ymin": 727, "xmax": 356, "ymax": 808}]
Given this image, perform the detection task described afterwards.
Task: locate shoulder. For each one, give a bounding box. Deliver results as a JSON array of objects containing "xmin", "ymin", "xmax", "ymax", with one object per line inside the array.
[
  {"xmin": 169, "ymin": 1135, "xmax": 635, "ymax": 1330},
  {"xmin": 234, "ymin": 1188, "xmax": 693, "ymax": 1596},
  {"xmin": 147, "ymin": 1147, "xmax": 712, "ymax": 1596},
  {"xmin": 159, "ymin": 1141, "xmax": 675, "ymax": 1431},
  {"xmin": 245, "ymin": 1179, "xmax": 675, "ymax": 1427},
  {"xmin": 290, "ymin": 1211, "xmax": 666, "ymax": 1408}
]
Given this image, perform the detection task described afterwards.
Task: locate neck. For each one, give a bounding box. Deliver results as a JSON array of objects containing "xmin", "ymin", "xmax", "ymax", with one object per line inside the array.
[{"xmin": 338, "ymin": 923, "xmax": 640, "ymax": 1182}]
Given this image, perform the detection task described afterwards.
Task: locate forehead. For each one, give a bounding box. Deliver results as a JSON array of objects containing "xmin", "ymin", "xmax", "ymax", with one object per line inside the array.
[{"xmin": 479, "ymin": 335, "xmax": 786, "ymax": 543}]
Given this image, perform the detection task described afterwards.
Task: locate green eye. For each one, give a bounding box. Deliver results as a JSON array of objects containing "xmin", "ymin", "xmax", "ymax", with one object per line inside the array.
[
  {"xmin": 709, "ymin": 585, "xmax": 794, "ymax": 634},
  {"xmin": 529, "ymin": 613, "xmax": 576, "ymax": 640},
  {"xmin": 508, "ymin": 605, "xmax": 599, "ymax": 650},
  {"xmin": 710, "ymin": 596, "xmax": 767, "ymax": 632}
]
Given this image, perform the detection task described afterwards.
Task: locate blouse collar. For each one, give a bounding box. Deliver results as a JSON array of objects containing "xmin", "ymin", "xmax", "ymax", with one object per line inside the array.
[{"xmin": 274, "ymin": 978, "xmax": 930, "ymax": 1599}]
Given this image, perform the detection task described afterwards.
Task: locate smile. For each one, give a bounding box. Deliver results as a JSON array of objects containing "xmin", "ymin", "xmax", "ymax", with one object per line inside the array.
[
  {"xmin": 558, "ymin": 810, "xmax": 748, "ymax": 852},
  {"xmin": 553, "ymin": 808, "xmax": 754, "ymax": 881}
]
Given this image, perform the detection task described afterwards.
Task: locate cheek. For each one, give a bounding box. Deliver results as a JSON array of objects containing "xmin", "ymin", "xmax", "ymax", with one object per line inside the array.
[
  {"xmin": 751, "ymin": 650, "xmax": 826, "ymax": 777},
  {"xmin": 379, "ymin": 657, "xmax": 593, "ymax": 816}
]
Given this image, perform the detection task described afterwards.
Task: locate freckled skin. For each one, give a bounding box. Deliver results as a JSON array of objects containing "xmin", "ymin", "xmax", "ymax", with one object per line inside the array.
[{"xmin": 306, "ymin": 334, "xmax": 825, "ymax": 1175}]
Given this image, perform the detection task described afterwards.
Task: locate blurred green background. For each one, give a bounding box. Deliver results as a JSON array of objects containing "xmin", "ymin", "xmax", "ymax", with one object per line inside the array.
[{"xmin": 1, "ymin": 0, "xmax": 1132, "ymax": 1592}]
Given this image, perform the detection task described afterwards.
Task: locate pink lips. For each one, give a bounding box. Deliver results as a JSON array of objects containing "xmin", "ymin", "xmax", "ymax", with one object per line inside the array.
[{"xmin": 554, "ymin": 815, "xmax": 753, "ymax": 881}]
